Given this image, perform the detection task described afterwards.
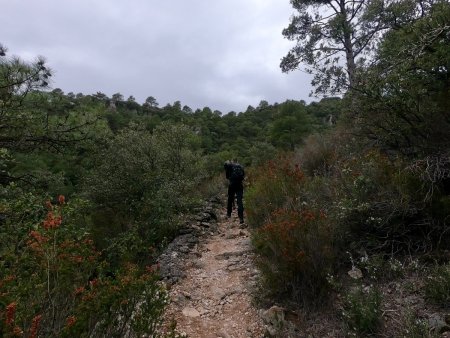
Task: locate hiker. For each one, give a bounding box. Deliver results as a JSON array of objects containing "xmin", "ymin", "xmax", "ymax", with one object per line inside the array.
[{"xmin": 224, "ymin": 159, "xmax": 245, "ymax": 224}]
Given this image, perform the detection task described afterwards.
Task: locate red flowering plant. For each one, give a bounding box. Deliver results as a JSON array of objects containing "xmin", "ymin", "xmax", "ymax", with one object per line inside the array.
[
  {"xmin": 246, "ymin": 157, "xmax": 336, "ymax": 305},
  {"xmin": 252, "ymin": 206, "xmax": 334, "ymax": 305},
  {"xmin": 67, "ymin": 262, "xmax": 168, "ymax": 337},
  {"xmin": 0, "ymin": 195, "xmax": 95, "ymax": 336},
  {"xmin": 0, "ymin": 195, "xmax": 168, "ymax": 337},
  {"xmin": 245, "ymin": 155, "xmax": 305, "ymax": 228}
]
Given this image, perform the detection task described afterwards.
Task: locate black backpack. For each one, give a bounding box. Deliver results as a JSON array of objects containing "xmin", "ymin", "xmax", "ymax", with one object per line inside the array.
[{"xmin": 230, "ymin": 164, "xmax": 245, "ymax": 181}]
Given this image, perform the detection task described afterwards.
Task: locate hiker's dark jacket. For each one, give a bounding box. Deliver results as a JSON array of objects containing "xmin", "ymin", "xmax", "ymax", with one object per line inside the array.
[
  {"xmin": 224, "ymin": 162, "xmax": 245, "ymax": 222},
  {"xmin": 224, "ymin": 162, "xmax": 245, "ymax": 185}
]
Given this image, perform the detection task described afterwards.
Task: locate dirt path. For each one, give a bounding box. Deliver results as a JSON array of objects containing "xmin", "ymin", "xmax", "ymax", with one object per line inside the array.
[{"xmin": 163, "ymin": 210, "xmax": 266, "ymax": 338}]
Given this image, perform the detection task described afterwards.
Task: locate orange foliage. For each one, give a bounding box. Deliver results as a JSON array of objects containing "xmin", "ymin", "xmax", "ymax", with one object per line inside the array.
[
  {"xmin": 43, "ymin": 211, "xmax": 62, "ymax": 230},
  {"xmin": 256, "ymin": 205, "xmax": 333, "ymax": 276},
  {"xmin": 12, "ymin": 325, "xmax": 23, "ymax": 336},
  {"xmin": 74, "ymin": 286, "xmax": 85, "ymax": 296},
  {"xmin": 58, "ymin": 195, "xmax": 65, "ymax": 205},
  {"xmin": 254, "ymin": 157, "xmax": 304, "ymax": 183},
  {"xmin": 5, "ymin": 301, "xmax": 17, "ymax": 326},
  {"xmin": 65, "ymin": 315, "xmax": 77, "ymax": 328},
  {"xmin": 29, "ymin": 314, "xmax": 42, "ymax": 338}
]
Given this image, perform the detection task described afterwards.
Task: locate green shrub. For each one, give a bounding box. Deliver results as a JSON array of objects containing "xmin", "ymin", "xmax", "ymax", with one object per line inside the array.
[
  {"xmin": 332, "ymin": 150, "xmax": 449, "ymax": 255},
  {"xmin": 248, "ymin": 141, "xmax": 278, "ymax": 167},
  {"xmin": 246, "ymin": 155, "xmax": 305, "ymax": 228},
  {"xmin": 84, "ymin": 123, "xmax": 204, "ymax": 262},
  {"xmin": 342, "ymin": 285, "xmax": 382, "ymax": 336},
  {"xmin": 247, "ymin": 157, "xmax": 335, "ymax": 305},
  {"xmin": 424, "ymin": 263, "xmax": 450, "ymax": 307},
  {"xmin": 295, "ymin": 132, "xmax": 337, "ymax": 177},
  {"xmin": 65, "ymin": 263, "xmax": 168, "ymax": 338},
  {"xmin": 0, "ymin": 196, "xmax": 168, "ymax": 337},
  {"xmin": 253, "ymin": 207, "xmax": 334, "ymax": 305},
  {"xmin": 402, "ymin": 313, "xmax": 440, "ymax": 338},
  {"xmin": 356, "ymin": 254, "xmax": 406, "ymax": 281},
  {"xmin": 196, "ymin": 174, "xmax": 224, "ymax": 201}
]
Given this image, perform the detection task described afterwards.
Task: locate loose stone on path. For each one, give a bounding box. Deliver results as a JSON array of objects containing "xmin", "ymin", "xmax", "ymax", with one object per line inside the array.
[{"xmin": 182, "ymin": 307, "xmax": 201, "ymax": 318}]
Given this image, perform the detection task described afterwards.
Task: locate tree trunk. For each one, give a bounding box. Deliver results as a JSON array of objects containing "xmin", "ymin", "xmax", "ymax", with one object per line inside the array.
[{"xmin": 339, "ymin": 0, "xmax": 356, "ymax": 90}]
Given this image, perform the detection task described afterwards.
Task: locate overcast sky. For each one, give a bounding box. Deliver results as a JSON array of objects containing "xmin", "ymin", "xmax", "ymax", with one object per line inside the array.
[{"xmin": 1, "ymin": 0, "xmax": 313, "ymax": 113}]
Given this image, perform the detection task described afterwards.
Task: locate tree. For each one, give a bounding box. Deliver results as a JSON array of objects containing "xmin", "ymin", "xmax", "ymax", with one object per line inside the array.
[
  {"xmin": 0, "ymin": 44, "xmax": 93, "ymax": 152},
  {"xmin": 125, "ymin": 95, "xmax": 141, "ymax": 112},
  {"xmin": 246, "ymin": 105, "xmax": 255, "ymax": 113},
  {"xmin": 182, "ymin": 105, "xmax": 193, "ymax": 114},
  {"xmin": 111, "ymin": 92, "xmax": 124, "ymax": 103},
  {"xmin": 93, "ymin": 91, "xmax": 108, "ymax": 102},
  {"xmin": 143, "ymin": 96, "xmax": 159, "ymax": 116},
  {"xmin": 0, "ymin": 45, "xmax": 101, "ymax": 185},
  {"xmin": 270, "ymin": 100, "xmax": 315, "ymax": 150},
  {"xmin": 280, "ymin": 0, "xmax": 419, "ymax": 94},
  {"xmin": 349, "ymin": 0, "xmax": 450, "ymax": 156},
  {"xmin": 172, "ymin": 100, "xmax": 182, "ymax": 111},
  {"xmin": 144, "ymin": 96, "xmax": 158, "ymax": 108},
  {"xmin": 306, "ymin": 97, "xmax": 342, "ymax": 125},
  {"xmin": 0, "ymin": 44, "xmax": 51, "ymax": 126},
  {"xmin": 84, "ymin": 123, "xmax": 203, "ymax": 250},
  {"xmin": 257, "ymin": 100, "xmax": 269, "ymax": 110}
]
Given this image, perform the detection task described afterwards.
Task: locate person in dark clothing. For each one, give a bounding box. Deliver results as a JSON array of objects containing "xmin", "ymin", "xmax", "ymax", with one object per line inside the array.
[{"xmin": 224, "ymin": 159, "xmax": 245, "ymax": 224}]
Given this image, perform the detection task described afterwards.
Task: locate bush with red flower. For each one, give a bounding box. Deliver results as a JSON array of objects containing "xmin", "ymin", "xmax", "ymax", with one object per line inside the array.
[
  {"xmin": 247, "ymin": 156, "xmax": 336, "ymax": 304},
  {"xmin": 0, "ymin": 195, "xmax": 168, "ymax": 337}
]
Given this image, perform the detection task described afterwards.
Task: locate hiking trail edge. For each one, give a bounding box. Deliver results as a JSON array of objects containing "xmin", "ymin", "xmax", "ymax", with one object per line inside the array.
[{"xmin": 161, "ymin": 209, "xmax": 267, "ymax": 337}]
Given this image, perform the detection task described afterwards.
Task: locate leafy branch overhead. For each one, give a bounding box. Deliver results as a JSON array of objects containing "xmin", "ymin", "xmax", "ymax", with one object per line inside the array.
[
  {"xmin": 0, "ymin": 46, "xmax": 99, "ymax": 153},
  {"xmin": 280, "ymin": 0, "xmax": 434, "ymax": 95}
]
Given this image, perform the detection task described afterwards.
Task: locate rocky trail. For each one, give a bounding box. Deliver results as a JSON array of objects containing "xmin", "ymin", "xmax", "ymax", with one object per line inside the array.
[
  {"xmin": 158, "ymin": 201, "xmax": 269, "ymax": 337},
  {"xmin": 156, "ymin": 201, "xmax": 450, "ymax": 338}
]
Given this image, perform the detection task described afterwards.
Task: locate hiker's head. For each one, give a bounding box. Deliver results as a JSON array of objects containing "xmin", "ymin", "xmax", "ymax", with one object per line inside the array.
[{"xmin": 232, "ymin": 158, "xmax": 238, "ymax": 164}]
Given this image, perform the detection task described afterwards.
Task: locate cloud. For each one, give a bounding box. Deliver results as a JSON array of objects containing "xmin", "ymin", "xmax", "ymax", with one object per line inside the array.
[{"xmin": 1, "ymin": 0, "xmax": 312, "ymax": 112}]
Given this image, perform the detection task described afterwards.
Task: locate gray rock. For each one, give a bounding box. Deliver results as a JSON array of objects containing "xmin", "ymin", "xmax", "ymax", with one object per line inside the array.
[
  {"xmin": 225, "ymin": 233, "xmax": 239, "ymax": 239},
  {"xmin": 179, "ymin": 246, "xmax": 190, "ymax": 253},
  {"xmin": 348, "ymin": 267, "xmax": 363, "ymax": 279},
  {"xmin": 193, "ymin": 260, "xmax": 205, "ymax": 269},
  {"xmin": 216, "ymin": 330, "xmax": 231, "ymax": 338},
  {"xmin": 215, "ymin": 250, "xmax": 251, "ymax": 260},
  {"xmin": 261, "ymin": 306, "xmax": 288, "ymax": 336},
  {"xmin": 205, "ymin": 210, "xmax": 218, "ymax": 220},
  {"xmin": 211, "ymin": 286, "xmax": 227, "ymax": 300},
  {"xmin": 172, "ymin": 293, "xmax": 187, "ymax": 305},
  {"xmin": 182, "ymin": 307, "xmax": 200, "ymax": 317},
  {"xmin": 157, "ymin": 200, "xmax": 219, "ymax": 284},
  {"xmin": 178, "ymin": 227, "xmax": 193, "ymax": 234},
  {"xmin": 210, "ymin": 196, "xmax": 221, "ymax": 204},
  {"xmin": 428, "ymin": 313, "xmax": 448, "ymax": 333}
]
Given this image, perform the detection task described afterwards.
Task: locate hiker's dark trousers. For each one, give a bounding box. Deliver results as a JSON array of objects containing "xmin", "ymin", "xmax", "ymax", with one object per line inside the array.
[{"xmin": 227, "ymin": 182, "xmax": 244, "ymax": 221}]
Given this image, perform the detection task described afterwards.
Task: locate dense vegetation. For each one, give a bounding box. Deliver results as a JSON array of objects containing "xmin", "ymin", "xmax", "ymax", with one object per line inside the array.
[
  {"xmin": 247, "ymin": 0, "xmax": 450, "ymax": 335},
  {"xmin": 1, "ymin": 0, "xmax": 449, "ymax": 336},
  {"xmin": 0, "ymin": 41, "xmax": 337, "ymax": 335}
]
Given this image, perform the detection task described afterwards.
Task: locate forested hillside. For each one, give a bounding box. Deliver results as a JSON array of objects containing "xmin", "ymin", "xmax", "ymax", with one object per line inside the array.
[
  {"xmin": 0, "ymin": 41, "xmax": 338, "ymax": 336},
  {"xmin": 1, "ymin": 0, "xmax": 449, "ymax": 336}
]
